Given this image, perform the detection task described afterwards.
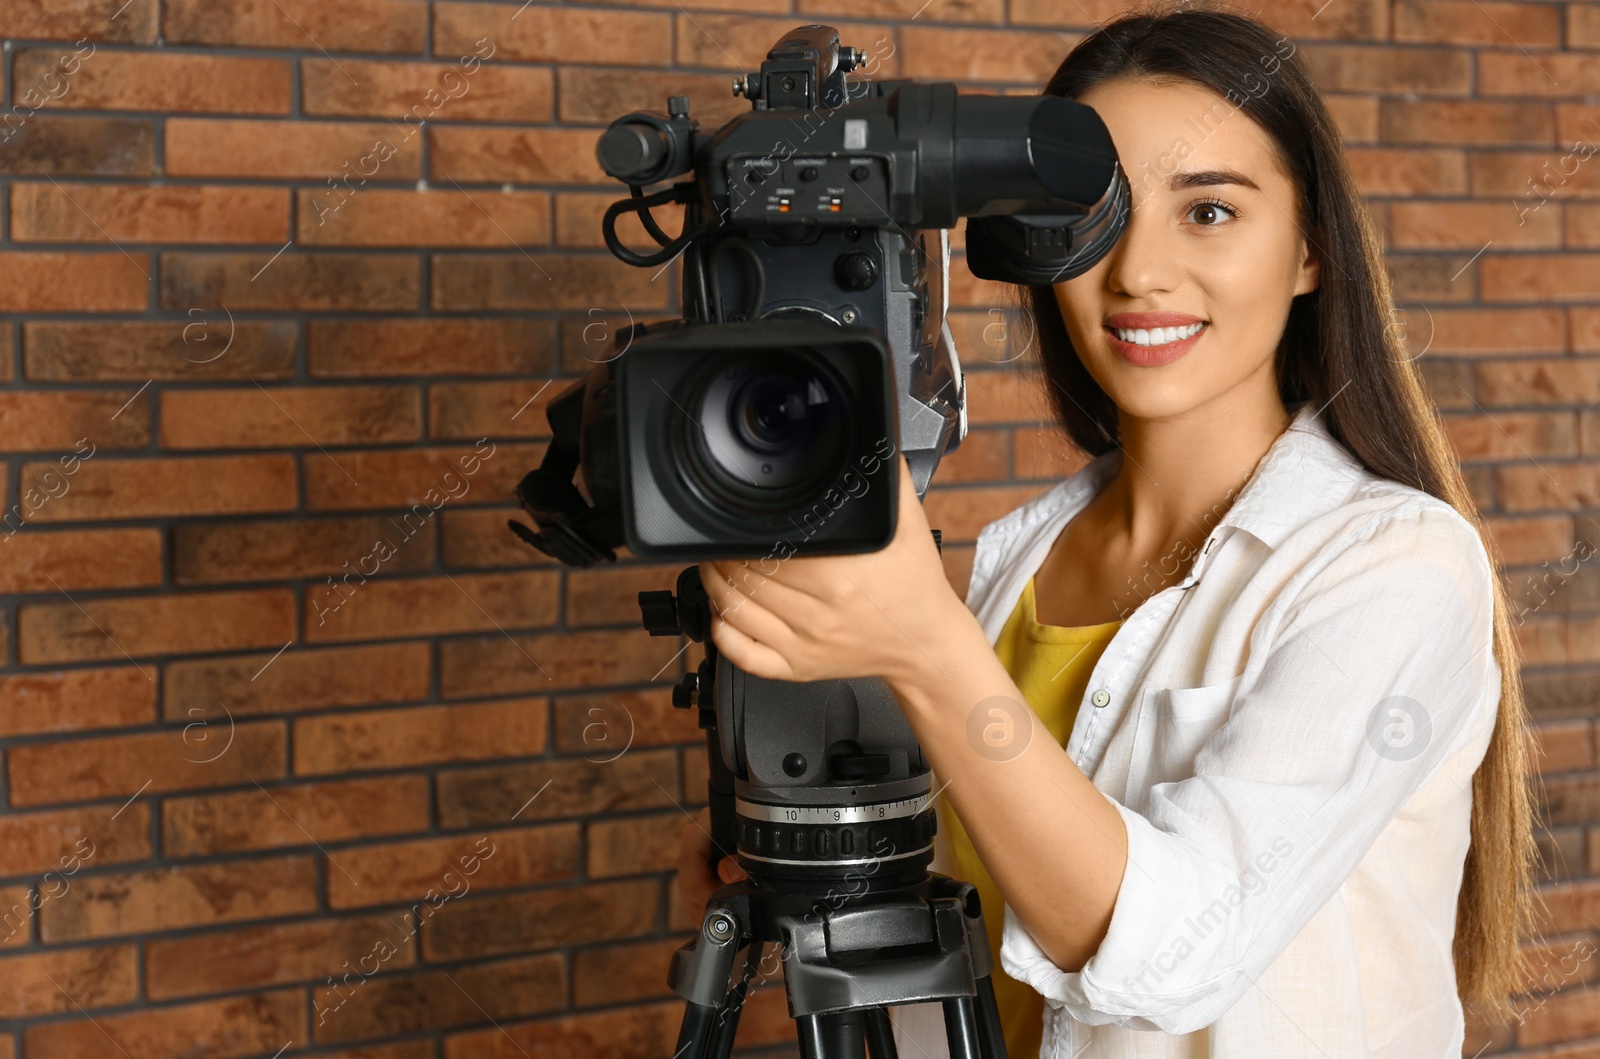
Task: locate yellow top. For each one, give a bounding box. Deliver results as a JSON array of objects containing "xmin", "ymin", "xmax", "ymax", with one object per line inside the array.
[{"xmin": 938, "ymin": 574, "xmax": 1124, "ymax": 1059}]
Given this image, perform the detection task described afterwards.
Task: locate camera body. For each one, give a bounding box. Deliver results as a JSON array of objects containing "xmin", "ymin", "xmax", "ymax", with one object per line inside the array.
[{"xmin": 510, "ymin": 24, "xmax": 1126, "ymax": 567}]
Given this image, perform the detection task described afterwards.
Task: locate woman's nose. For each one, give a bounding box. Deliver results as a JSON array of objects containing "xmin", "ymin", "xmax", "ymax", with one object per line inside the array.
[{"xmin": 1104, "ymin": 197, "xmax": 1181, "ymax": 298}]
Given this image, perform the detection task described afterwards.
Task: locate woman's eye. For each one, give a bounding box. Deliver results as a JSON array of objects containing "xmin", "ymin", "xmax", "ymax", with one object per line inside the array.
[{"xmin": 1185, "ymin": 199, "xmax": 1239, "ymax": 227}]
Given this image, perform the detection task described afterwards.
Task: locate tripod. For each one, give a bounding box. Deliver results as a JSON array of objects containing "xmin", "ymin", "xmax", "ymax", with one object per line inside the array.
[{"xmin": 668, "ymin": 866, "xmax": 1008, "ymax": 1059}]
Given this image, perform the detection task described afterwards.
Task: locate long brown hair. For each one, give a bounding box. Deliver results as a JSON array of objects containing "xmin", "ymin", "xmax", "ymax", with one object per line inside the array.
[{"xmin": 1018, "ymin": 1, "xmax": 1537, "ymax": 1022}]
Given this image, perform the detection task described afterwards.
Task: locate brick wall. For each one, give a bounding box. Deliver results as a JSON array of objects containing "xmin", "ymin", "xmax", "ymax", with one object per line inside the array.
[{"xmin": 0, "ymin": 0, "xmax": 1596, "ymax": 1056}]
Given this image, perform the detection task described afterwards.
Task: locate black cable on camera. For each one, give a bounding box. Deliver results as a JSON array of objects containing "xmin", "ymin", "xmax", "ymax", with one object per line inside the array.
[
  {"xmin": 707, "ymin": 239, "xmax": 767, "ymax": 323},
  {"xmin": 602, "ymin": 184, "xmax": 708, "ymax": 268}
]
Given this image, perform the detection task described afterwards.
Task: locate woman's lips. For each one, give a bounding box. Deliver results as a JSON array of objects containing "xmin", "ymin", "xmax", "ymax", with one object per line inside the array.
[{"xmin": 1105, "ymin": 322, "xmax": 1207, "ymax": 367}]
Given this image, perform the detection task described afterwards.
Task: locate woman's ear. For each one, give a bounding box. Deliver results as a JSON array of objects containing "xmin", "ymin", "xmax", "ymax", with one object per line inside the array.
[{"xmin": 1294, "ymin": 239, "xmax": 1321, "ymax": 297}]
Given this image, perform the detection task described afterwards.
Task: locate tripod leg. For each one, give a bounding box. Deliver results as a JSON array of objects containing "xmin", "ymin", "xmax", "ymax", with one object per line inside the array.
[
  {"xmin": 673, "ymin": 1002, "xmax": 716, "ymax": 1059},
  {"xmin": 863, "ymin": 1007, "xmax": 900, "ymax": 1059},
  {"xmin": 702, "ymin": 978, "xmax": 749, "ymax": 1059},
  {"xmin": 973, "ymin": 975, "xmax": 1008, "ymax": 1058},
  {"xmin": 941, "ymin": 996, "xmax": 982, "ymax": 1059},
  {"xmin": 797, "ymin": 1010, "xmax": 868, "ymax": 1059}
]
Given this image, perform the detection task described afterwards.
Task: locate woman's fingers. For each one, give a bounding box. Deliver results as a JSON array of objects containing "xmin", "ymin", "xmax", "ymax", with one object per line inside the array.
[{"xmin": 707, "ymin": 608, "xmax": 795, "ymax": 682}]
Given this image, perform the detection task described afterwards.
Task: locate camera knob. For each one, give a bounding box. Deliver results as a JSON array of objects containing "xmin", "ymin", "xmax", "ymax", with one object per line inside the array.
[{"xmin": 834, "ymin": 251, "xmax": 877, "ymax": 292}]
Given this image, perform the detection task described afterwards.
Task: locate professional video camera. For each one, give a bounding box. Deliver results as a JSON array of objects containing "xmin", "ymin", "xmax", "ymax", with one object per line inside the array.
[{"xmin": 509, "ymin": 25, "xmax": 1127, "ymax": 1059}]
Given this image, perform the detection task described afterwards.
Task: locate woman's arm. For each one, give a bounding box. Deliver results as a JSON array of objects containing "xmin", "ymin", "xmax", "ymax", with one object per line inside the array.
[{"xmin": 886, "ymin": 605, "xmax": 1130, "ymax": 973}]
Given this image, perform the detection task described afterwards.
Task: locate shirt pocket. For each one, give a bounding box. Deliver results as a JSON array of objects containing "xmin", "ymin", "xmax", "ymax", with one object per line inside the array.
[{"xmin": 1149, "ymin": 672, "xmax": 1244, "ymax": 781}]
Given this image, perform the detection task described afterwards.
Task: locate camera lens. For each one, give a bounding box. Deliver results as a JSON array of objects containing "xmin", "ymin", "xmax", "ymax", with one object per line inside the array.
[
  {"xmin": 679, "ymin": 348, "xmax": 854, "ymax": 511},
  {"xmin": 735, "ymin": 375, "xmax": 810, "ymax": 452}
]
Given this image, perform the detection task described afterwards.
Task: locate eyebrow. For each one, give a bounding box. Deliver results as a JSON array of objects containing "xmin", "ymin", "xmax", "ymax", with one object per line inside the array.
[{"xmin": 1168, "ymin": 168, "xmax": 1262, "ymax": 192}]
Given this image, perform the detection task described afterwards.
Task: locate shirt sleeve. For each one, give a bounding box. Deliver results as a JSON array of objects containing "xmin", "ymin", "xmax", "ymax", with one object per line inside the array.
[{"xmin": 997, "ymin": 499, "xmax": 1502, "ymax": 1033}]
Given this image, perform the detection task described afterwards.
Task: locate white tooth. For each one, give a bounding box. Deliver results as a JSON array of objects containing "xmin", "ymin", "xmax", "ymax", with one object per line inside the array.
[
  {"xmin": 1135, "ymin": 329, "xmax": 1149, "ymax": 344},
  {"xmin": 1161, "ymin": 327, "xmax": 1178, "ymax": 344}
]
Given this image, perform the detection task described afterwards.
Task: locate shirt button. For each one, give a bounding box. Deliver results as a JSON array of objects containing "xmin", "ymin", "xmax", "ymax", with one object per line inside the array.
[{"xmin": 1091, "ymin": 689, "xmax": 1110, "ymax": 707}]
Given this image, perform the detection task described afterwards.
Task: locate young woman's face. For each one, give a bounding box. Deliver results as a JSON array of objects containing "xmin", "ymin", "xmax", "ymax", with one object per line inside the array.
[{"xmin": 1052, "ymin": 76, "xmax": 1319, "ymax": 422}]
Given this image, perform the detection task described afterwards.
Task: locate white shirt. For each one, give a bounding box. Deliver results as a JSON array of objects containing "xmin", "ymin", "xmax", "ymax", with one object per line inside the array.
[{"xmin": 890, "ymin": 399, "xmax": 1501, "ymax": 1059}]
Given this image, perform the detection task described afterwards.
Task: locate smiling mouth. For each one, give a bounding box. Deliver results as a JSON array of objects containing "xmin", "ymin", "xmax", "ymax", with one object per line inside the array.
[{"xmin": 1105, "ymin": 322, "xmax": 1207, "ymax": 346}]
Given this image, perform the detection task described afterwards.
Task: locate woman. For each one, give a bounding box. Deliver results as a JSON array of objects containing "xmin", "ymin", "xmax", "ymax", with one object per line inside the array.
[{"xmin": 678, "ymin": 7, "xmax": 1535, "ymax": 1056}]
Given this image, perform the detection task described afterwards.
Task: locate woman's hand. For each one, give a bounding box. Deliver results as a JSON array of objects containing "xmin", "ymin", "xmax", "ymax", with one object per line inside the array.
[
  {"xmin": 676, "ymin": 806, "xmax": 747, "ymax": 923},
  {"xmin": 696, "ymin": 451, "xmax": 964, "ymax": 687}
]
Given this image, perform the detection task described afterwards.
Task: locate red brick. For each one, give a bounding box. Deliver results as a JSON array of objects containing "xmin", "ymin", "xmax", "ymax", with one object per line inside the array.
[
  {"xmin": 1393, "ymin": 0, "xmax": 1560, "ymax": 46},
  {"xmin": 556, "ymin": 67, "xmax": 745, "ymax": 126},
  {"xmin": 314, "ymin": 953, "xmax": 563, "ymax": 1045},
  {"xmin": 429, "ymin": 379, "xmax": 556, "ymax": 440},
  {"xmin": 1444, "ymin": 410, "xmax": 1575, "ymax": 460},
  {"xmin": 23, "ymin": 320, "xmax": 297, "ymax": 381},
  {"xmin": 174, "ymin": 514, "xmax": 434, "ymax": 585},
  {"xmin": 553, "ymin": 190, "xmax": 685, "ymax": 250},
  {"xmin": 438, "ymin": 3, "xmax": 670, "ymax": 65},
  {"xmin": 421, "ymin": 878, "xmax": 657, "ymax": 961},
  {"xmin": 1485, "ymin": 255, "xmax": 1600, "ymax": 302},
  {"xmin": 10, "ymin": 182, "xmax": 287, "ymax": 243},
  {"xmin": 1534, "ymin": 719, "xmax": 1595, "ymax": 774},
  {"xmin": 550, "ymin": 688, "xmax": 699, "ymax": 755},
  {"xmin": 1380, "ymin": 99, "xmax": 1554, "ymax": 146},
  {"xmin": 676, "ymin": 15, "xmax": 897, "ymax": 75},
  {"xmin": 0, "ymin": 802, "xmax": 150, "ymax": 877},
  {"xmin": 1298, "ymin": 43, "xmax": 1472, "ymax": 95},
  {"xmin": 0, "ymin": 887, "xmax": 31, "ymax": 949},
  {"xmin": 0, "ymin": 528, "xmax": 161, "ymax": 594},
  {"xmin": 0, "ymin": 252, "xmax": 146, "ymax": 311},
  {"xmin": 23, "ymin": 989, "xmax": 303, "ymax": 1058},
  {"xmin": 587, "ymin": 811, "xmax": 682, "ymax": 878},
  {"xmin": 1576, "ymin": 6, "xmax": 1600, "ymax": 49},
  {"xmin": 1472, "ymin": 358, "xmax": 1600, "ymax": 407},
  {"xmin": 440, "ymin": 998, "xmax": 683, "ymax": 1059},
  {"xmin": 1472, "ymin": 149, "xmax": 1600, "ymax": 198},
  {"xmin": 0, "ymin": 663, "xmax": 153, "ymax": 739},
  {"xmin": 294, "ymin": 697, "xmax": 547, "ymax": 774},
  {"xmin": 297, "ymin": 187, "xmax": 550, "ymax": 248},
  {"xmin": 1395, "ymin": 198, "xmax": 1555, "ymax": 249},
  {"xmin": 1485, "ymin": 514, "xmax": 1575, "ymax": 566},
  {"xmin": 899, "ymin": 24, "xmax": 1072, "ymax": 83},
  {"xmin": 925, "ymin": 483, "xmax": 1046, "ymax": 544},
  {"xmin": 572, "ymin": 936, "xmax": 689, "ymax": 1007},
  {"xmin": 6, "ymin": 721, "xmax": 286, "ymax": 806},
  {"xmin": 0, "ymin": 389, "xmax": 148, "ymax": 451},
  {"xmin": 164, "ymin": 642, "xmax": 431, "ymax": 720},
  {"xmin": 565, "ymin": 563, "xmax": 687, "ymax": 627},
  {"xmin": 162, "ymin": 775, "xmax": 430, "ymax": 856},
  {"xmin": 1410, "ymin": 307, "xmax": 1566, "ymax": 357},
  {"xmin": 159, "ymin": 251, "xmax": 420, "ymax": 312},
  {"xmin": 161, "ymin": 384, "xmax": 421, "ymax": 449},
  {"xmin": 305, "ymin": 569, "xmax": 558, "ymax": 643},
  {"xmin": 166, "ymin": 118, "xmax": 423, "ymax": 180},
  {"xmin": 0, "ymin": 0, "xmax": 156, "ymax": 41},
  {"xmin": 443, "ymin": 507, "xmax": 562, "ymax": 570},
  {"xmin": 18, "ymin": 587, "xmax": 296, "ymax": 664},
  {"xmin": 1482, "ymin": 52, "xmax": 1600, "ymax": 98},
  {"xmin": 438, "ymin": 629, "xmax": 674, "ymax": 698},
  {"xmin": 0, "ymin": 115, "xmax": 154, "ymax": 176},
  {"xmin": 430, "ymin": 252, "xmax": 671, "ymax": 312},
  {"xmin": 430, "ymin": 126, "xmax": 607, "ymax": 184},
  {"xmin": 327, "ymin": 825, "xmax": 579, "ymax": 909},
  {"xmin": 302, "ymin": 440, "xmax": 533, "ymax": 511},
  {"xmin": 927, "ymin": 426, "xmax": 1008, "ymax": 483},
  {"xmin": 435, "ymin": 748, "xmax": 678, "ymax": 828},
  {"xmin": 12, "ymin": 49, "xmax": 291, "ymax": 114},
  {"xmin": 1346, "ymin": 148, "xmax": 1468, "ymax": 196},
  {"xmin": 303, "ymin": 58, "xmax": 552, "ymax": 122},
  {"xmin": 18, "ymin": 453, "xmax": 296, "ymax": 521},
  {"xmin": 0, "ymin": 945, "xmax": 137, "ymax": 1019},
  {"xmin": 41, "ymin": 856, "xmax": 315, "ymax": 940},
  {"xmin": 164, "ymin": 0, "xmax": 426, "ymax": 52},
  {"xmin": 307, "ymin": 318, "xmax": 556, "ymax": 377},
  {"xmin": 146, "ymin": 911, "xmax": 418, "ymax": 1000}
]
